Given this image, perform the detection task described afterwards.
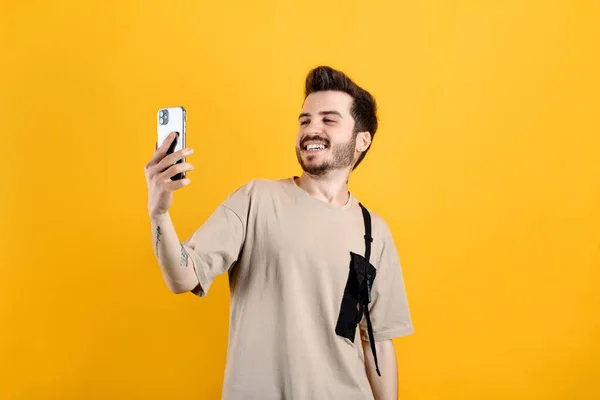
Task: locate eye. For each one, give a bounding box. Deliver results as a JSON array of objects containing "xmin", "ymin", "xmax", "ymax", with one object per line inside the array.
[
  {"xmin": 300, "ymin": 119, "xmax": 310, "ymax": 126},
  {"xmin": 324, "ymin": 118, "xmax": 335, "ymax": 124}
]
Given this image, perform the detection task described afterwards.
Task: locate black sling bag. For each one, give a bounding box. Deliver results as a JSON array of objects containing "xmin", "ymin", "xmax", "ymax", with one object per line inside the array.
[{"xmin": 335, "ymin": 202, "xmax": 381, "ymax": 376}]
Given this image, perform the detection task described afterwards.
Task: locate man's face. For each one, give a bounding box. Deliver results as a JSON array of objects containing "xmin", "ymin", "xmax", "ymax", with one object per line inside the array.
[{"xmin": 296, "ymin": 91, "xmax": 357, "ymax": 176}]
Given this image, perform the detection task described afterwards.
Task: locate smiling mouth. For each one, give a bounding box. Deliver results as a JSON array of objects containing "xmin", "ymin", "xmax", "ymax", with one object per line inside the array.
[{"xmin": 303, "ymin": 143, "xmax": 328, "ymax": 152}]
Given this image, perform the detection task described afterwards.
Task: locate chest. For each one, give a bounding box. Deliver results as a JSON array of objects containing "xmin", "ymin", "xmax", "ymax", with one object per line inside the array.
[{"xmin": 246, "ymin": 198, "xmax": 379, "ymax": 280}]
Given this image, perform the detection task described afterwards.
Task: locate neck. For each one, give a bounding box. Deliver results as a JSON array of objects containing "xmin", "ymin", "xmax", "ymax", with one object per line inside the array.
[{"xmin": 296, "ymin": 169, "xmax": 351, "ymax": 207}]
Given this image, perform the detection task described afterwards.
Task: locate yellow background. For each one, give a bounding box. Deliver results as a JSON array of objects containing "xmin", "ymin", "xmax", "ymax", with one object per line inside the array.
[{"xmin": 1, "ymin": 0, "xmax": 599, "ymax": 399}]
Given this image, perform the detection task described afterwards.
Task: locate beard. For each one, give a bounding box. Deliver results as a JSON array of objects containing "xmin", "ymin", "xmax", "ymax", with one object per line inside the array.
[{"xmin": 295, "ymin": 134, "xmax": 356, "ymax": 176}]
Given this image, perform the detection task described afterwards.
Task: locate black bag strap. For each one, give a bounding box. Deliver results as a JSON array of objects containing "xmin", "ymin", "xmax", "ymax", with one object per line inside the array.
[{"xmin": 358, "ymin": 202, "xmax": 381, "ymax": 376}]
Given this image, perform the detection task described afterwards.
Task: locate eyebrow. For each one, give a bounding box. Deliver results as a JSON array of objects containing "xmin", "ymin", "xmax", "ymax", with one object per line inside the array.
[{"xmin": 298, "ymin": 110, "xmax": 343, "ymax": 120}]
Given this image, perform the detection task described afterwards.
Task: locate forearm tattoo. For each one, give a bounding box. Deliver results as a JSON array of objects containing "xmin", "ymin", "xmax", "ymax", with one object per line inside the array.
[
  {"xmin": 155, "ymin": 226, "xmax": 162, "ymax": 256},
  {"xmin": 180, "ymin": 243, "xmax": 189, "ymax": 267}
]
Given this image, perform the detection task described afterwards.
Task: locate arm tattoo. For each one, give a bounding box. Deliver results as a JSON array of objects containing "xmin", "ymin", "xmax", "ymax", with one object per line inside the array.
[
  {"xmin": 155, "ymin": 226, "xmax": 162, "ymax": 256},
  {"xmin": 180, "ymin": 243, "xmax": 189, "ymax": 267}
]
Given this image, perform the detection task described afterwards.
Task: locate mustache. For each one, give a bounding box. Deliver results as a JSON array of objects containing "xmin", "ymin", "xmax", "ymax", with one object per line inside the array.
[{"xmin": 300, "ymin": 135, "xmax": 330, "ymax": 148}]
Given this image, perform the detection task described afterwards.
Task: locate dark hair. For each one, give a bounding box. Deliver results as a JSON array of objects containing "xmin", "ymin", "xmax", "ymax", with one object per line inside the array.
[{"xmin": 304, "ymin": 66, "xmax": 378, "ymax": 170}]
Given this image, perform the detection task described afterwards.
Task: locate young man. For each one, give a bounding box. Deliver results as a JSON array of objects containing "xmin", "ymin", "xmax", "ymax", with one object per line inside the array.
[{"xmin": 144, "ymin": 66, "xmax": 413, "ymax": 399}]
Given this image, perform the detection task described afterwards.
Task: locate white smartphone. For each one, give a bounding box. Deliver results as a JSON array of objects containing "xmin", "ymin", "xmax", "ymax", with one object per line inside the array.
[{"xmin": 157, "ymin": 106, "xmax": 187, "ymax": 180}]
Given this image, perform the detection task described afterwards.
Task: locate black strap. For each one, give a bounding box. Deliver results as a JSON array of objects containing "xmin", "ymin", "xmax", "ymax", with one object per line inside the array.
[{"xmin": 359, "ymin": 202, "xmax": 381, "ymax": 376}]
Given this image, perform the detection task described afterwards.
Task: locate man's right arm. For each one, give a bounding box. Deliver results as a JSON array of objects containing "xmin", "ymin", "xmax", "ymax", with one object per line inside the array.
[
  {"xmin": 151, "ymin": 212, "xmax": 199, "ymax": 294},
  {"xmin": 145, "ymin": 131, "xmax": 252, "ymax": 296},
  {"xmin": 145, "ymin": 131, "xmax": 199, "ymax": 294}
]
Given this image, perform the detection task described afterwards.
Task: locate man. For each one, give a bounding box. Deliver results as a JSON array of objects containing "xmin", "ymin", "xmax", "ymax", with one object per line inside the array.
[{"xmin": 144, "ymin": 66, "xmax": 414, "ymax": 399}]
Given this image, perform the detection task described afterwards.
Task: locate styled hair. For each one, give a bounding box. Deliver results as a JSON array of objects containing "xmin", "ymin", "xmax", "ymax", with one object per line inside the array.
[{"xmin": 304, "ymin": 66, "xmax": 378, "ymax": 169}]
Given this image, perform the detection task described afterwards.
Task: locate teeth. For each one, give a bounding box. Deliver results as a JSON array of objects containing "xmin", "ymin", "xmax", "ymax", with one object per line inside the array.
[{"xmin": 306, "ymin": 144, "xmax": 326, "ymax": 150}]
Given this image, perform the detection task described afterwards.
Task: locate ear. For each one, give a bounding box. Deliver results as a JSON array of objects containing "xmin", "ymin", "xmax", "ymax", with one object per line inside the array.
[{"xmin": 355, "ymin": 131, "xmax": 372, "ymax": 153}]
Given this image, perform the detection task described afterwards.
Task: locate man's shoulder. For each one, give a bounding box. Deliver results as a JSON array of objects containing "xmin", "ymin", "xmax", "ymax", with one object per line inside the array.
[
  {"xmin": 355, "ymin": 200, "xmax": 394, "ymax": 238},
  {"xmin": 225, "ymin": 177, "xmax": 291, "ymax": 200}
]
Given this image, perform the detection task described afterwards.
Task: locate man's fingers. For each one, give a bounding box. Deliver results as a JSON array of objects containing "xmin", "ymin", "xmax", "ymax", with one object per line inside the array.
[
  {"xmin": 148, "ymin": 131, "xmax": 178, "ymax": 166},
  {"xmin": 146, "ymin": 133, "xmax": 192, "ymax": 180},
  {"xmin": 164, "ymin": 178, "xmax": 191, "ymax": 191},
  {"xmin": 158, "ymin": 162, "xmax": 194, "ymax": 181},
  {"xmin": 155, "ymin": 148, "xmax": 194, "ymax": 175}
]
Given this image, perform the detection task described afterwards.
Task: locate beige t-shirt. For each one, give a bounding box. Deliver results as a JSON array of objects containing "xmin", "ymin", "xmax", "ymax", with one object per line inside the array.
[{"xmin": 183, "ymin": 177, "xmax": 413, "ymax": 399}]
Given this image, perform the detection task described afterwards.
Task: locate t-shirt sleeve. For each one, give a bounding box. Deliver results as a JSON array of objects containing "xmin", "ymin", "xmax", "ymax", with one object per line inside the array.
[
  {"xmin": 360, "ymin": 222, "xmax": 414, "ymax": 342},
  {"xmin": 181, "ymin": 184, "xmax": 250, "ymax": 297}
]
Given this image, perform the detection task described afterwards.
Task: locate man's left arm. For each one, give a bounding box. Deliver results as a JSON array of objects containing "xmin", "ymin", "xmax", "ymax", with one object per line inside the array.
[
  {"xmin": 362, "ymin": 338, "xmax": 398, "ymax": 400},
  {"xmin": 359, "ymin": 218, "xmax": 414, "ymax": 399}
]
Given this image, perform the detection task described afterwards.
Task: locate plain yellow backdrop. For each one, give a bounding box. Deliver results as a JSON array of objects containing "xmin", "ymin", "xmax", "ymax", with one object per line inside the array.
[{"xmin": 1, "ymin": 0, "xmax": 599, "ymax": 399}]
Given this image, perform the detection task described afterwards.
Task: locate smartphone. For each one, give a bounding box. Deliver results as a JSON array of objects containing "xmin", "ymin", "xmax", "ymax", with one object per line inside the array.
[{"xmin": 157, "ymin": 106, "xmax": 187, "ymax": 180}]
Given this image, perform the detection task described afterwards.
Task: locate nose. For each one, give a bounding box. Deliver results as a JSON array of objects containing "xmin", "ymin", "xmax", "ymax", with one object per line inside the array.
[{"xmin": 304, "ymin": 119, "xmax": 324, "ymax": 135}]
